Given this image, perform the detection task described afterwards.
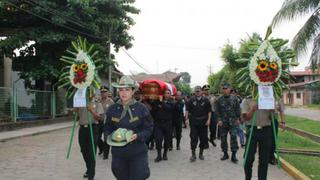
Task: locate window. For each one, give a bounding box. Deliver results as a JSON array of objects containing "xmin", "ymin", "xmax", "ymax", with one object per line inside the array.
[{"xmin": 296, "ymin": 93, "xmax": 301, "ymax": 99}]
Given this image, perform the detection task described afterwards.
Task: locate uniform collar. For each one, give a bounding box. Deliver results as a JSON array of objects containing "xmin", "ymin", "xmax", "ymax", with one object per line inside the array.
[{"xmin": 116, "ymin": 99, "xmax": 137, "ymax": 121}]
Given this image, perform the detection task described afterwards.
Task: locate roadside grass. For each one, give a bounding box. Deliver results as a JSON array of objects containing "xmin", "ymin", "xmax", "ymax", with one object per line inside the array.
[
  {"xmin": 278, "ymin": 131, "xmax": 320, "ymax": 180},
  {"xmin": 281, "ymin": 154, "xmax": 320, "ymax": 180},
  {"xmin": 306, "ymin": 104, "xmax": 320, "ymax": 110},
  {"xmin": 285, "ymin": 115, "xmax": 320, "ymax": 136}
]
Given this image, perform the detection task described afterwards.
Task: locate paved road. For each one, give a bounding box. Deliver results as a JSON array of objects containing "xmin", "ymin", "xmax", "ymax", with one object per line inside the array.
[
  {"xmin": 0, "ymin": 127, "xmax": 292, "ymax": 180},
  {"xmin": 285, "ymin": 107, "xmax": 320, "ymax": 121}
]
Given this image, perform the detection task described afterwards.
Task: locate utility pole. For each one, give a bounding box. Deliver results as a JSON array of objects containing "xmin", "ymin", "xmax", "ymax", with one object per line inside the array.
[
  {"xmin": 207, "ymin": 64, "xmax": 213, "ymax": 74},
  {"xmin": 108, "ymin": 26, "xmax": 113, "ymax": 94}
]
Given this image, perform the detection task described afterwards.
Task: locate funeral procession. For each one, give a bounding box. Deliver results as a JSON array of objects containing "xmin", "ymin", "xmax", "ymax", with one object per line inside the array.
[{"xmin": 1, "ymin": 0, "xmax": 320, "ymax": 180}]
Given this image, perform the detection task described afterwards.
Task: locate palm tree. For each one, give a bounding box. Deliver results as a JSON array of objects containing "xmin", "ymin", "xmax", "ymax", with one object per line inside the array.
[{"xmin": 271, "ymin": 0, "xmax": 320, "ymax": 69}]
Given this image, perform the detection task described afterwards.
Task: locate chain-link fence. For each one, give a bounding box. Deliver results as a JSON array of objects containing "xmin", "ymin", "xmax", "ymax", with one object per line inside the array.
[
  {"xmin": 0, "ymin": 87, "xmax": 68, "ymax": 123},
  {"xmin": 0, "ymin": 87, "xmax": 12, "ymax": 123}
]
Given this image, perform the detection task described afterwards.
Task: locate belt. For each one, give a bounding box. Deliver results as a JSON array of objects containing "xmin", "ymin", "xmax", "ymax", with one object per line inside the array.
[
  {"xmin": 80, "ymin": 124, "xmax": 98, "ymax": 128},
  {"xmin": 254, "ymin": 126, "xmax": 271, "ymax": 130}
]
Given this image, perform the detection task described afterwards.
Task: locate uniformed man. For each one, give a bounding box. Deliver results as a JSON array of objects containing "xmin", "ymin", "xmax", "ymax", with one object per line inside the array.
[
  {"xmin": 202, "ymin": 84, "xmax": 217, "ymax": 147},
  {"xmin": 100, "ymin": 86, "xmax": 114, "ymax": 159},
  {"xmin": 172, "ymin": 90, "xmax": 185, "ymax": 150},
  {"xmin": 215, "ymin": 83, "xmax": 240, "ymax": 163},
  {"xmin": 75, "ymin": 95, "xmax": 103, "ymax": 180},
  {"xmin": 243, "ymin": 99, "xmax": 286, "ymax": 180},
  {"xmin": 186, "ymin": 86, "xmax": 211, "ymax": 162},
  {"xmin": 151, "ymin": 89, "xmax": 174, "ymax": 162}
]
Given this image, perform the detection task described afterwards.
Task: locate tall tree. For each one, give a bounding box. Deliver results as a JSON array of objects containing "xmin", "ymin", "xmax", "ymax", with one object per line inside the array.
[
  {"xmin": 0, "ymin": 0, "xmax": 139, "ymax": 89},
  {"xmin": 271, "ymin": 0, "xmax": 320, "ymax": 69}
]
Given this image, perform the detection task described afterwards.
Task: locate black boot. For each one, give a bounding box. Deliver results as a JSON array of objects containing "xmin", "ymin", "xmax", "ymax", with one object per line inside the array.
[
  {"xmin": 190, "ymin": 150, "xmax": 196, "ymax": 162},
  {"xmin": 199, "ymin": 148, "xmax": 204, "ymax": 160},
  {"xmin": 176, "ymin": 139, "xmax": 181, "ymax": 150},
  {"xmin": 209, "ymin": 138, "xmax": 217, "ymax": 147},
  {"xmin": 220, "ymin": 152, "xmax": 229, "ymax": 161},
  {"xmin": 163, "ymin": 148, "xmax": 168, "ymax": 160},
  {"xmin": 154, "ymin": 149, "xmax": 162, "ymax": 162},
  {"xmin": 231, "ymin": 151, "xmax": 238, "ymax": 163}
]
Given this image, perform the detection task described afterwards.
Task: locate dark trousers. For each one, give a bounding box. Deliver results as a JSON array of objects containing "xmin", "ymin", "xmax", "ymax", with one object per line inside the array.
[
  {"xmin": 244, "ymin": 126, "xmax": 272, "ymax": 180},
  {"xmin": 270, "ymin": 119, "xmax": 279, "ymax": 161},
  {"xmin": 172, "ymin": 117, "xmax": 183, "ymax": 141},
  {"xmin": 78, "ymin": 125, "xmax": 98, "ymax": 180},
  {"xmin": 154, "ymin": 121, "xmax": 172, "ymax": 150},
  {"xmin": 112, "ymin": 153, "xmax": 150, "ymax": 180},
  {"xmin": 97, "ymin": 122, "xmax": 104, "ymax": 153},
  {"xmin": 220, "ymin": 124, "xmax": 239, "ymax": 152},
  {"xmin": 146, "ymin": 129, "xmax": 155, "ymax": 148},
  {"xmin": 209, "ymin": 112, "xmax": 217, "ymax": 140},
  {"xmin": 190, "ymin": 124, "xmax": 208, "ymax": 150}
]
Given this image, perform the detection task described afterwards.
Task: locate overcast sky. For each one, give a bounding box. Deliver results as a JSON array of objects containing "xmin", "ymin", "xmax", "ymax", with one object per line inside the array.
[{"xmin": 115, "ymin": 0, "xmax": 311, "ymax": 86}]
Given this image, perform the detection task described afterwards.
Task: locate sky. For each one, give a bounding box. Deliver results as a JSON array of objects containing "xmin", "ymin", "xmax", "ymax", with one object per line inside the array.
[{"xmin": 115, "ymin": 0, "xmax": 311, "ymax": 86}]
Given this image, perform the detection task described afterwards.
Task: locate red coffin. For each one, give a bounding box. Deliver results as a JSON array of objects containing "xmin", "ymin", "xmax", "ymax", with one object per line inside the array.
[{"xmin": 139, "ymin": 79, "xmax": 177, "ymax": 100}]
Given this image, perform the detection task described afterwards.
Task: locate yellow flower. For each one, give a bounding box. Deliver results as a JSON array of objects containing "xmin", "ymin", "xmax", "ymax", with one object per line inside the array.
[
  {"xmin": 80, "ymin": 63, "xmax": 88, "ymax": 70},
  {"xmin": 72, "ymin": 64, "xmax": 79, "ymax": 72},
  {"xmin": 269, "ymin": 62, "xmax": 278, "ymax": 70},
  {"xmin": 257, "ymin": 60, "xmax": 268, "ymax": 71}
]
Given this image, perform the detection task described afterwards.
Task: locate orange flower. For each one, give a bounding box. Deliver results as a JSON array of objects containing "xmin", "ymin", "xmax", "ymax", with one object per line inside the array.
[
  {"xmin": 80, "ymin": 63, "xmax": 88, "ymax": 70},
  {"xmin": 269, "ymin": 62, "xmax": 278, "ymax": 70},
  {"xmin": 72, "ymin": 64, "xmax": 79, "ymax": 72},
  {"xmin": 257, "ymin": 60, "xmax": 268, "ymax": 71}
]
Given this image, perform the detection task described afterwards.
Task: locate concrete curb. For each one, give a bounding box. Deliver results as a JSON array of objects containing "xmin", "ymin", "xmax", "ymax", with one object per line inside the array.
[
  {"xmin": 280, "ymin": 157, "xmax": 311, "ymax": 180},
  {"xmin": 0, "ymin": 123, "xmax": 73, "ymax": 142},
  {"xmin": 286, "ymin": 126, "xmax": 320, "ymax": 144}
]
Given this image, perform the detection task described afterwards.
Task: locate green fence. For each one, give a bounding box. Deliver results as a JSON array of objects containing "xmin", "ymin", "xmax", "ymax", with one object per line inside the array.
[{"xmin": 0, "ymin": 87, "xmax": 68, "ymax": 123}]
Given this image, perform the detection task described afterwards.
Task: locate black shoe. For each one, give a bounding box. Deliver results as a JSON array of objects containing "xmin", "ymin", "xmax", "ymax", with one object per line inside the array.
[
  {"xmin": 103, "ymin": 154, "xmax": 108, "ymax": 160},
  {"xmin": 190, "ymin": 150, "xmax": 196, "ymax": 162},
  {"xmin": 98, "ymin": 151, "xmax": 103, "ymax": 155},
  {"xmin": 163, "ymin": 154, "xmax": 168, "ymax": 161},
  {"xmin": 190, "ymin": 155, "xmax": 196, "ymax": 162},
  {"xmin": 154, "ymin": 156, "xmax": 162, "ymax": 162},
  {"xmin": 199, "ymin": 153, "xmax": 204, "ymax": 160},
  {"xmin": 210, "ymin": 139, "xmax": 217, "ymax": 147},
  {"xmin": 220, "ymin": 152, "xmax": 229, "ymax": 161},
  {"xmin": 231, "ymin": 152, "xmax": 238, "ymax": 163},
  {"xmin": 177, "ymin": 146, "xmax": 180, "ymax": 150},
  {"xmin": 269, "ymin": 158, "xmax": 276, "ymax": 165},
  {"xmin": 83, "ymin": 171, "xmax": 88, "ymax": 178}
]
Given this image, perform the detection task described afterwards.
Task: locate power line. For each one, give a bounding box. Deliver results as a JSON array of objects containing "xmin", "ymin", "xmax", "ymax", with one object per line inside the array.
[
  {"xmin": 3, "ymin": 0, "xmax": 103, "ymax": 40},
  {"xmin": 120, "ymin": 48, "xmax": 152, "ymax": 73}
]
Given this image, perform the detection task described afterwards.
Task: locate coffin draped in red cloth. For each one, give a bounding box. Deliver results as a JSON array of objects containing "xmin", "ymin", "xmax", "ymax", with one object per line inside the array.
[{"xmin": 139, "ymin": 79, "xmax": 177, "ymax": 100}]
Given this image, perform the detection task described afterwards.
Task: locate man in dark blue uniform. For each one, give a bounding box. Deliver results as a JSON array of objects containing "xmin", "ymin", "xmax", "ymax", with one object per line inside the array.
[
  {"xmin": 151, "ymin": 89, "xmax": 174, "ymax": 162},
  {"xmin": 186, "ymin": 86, "xmax": 211, "ymax": 162},
  {"xmin": 172, "ymin": 90, "xmax": 185, "ymax": 150}
]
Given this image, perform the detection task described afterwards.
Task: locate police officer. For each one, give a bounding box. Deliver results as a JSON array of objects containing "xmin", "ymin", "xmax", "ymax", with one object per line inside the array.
[
  {"xmin": 243, "ymin": 99, "xmax": 285, "ymax": 180},
  {"xmin": 172, "ymin": 90, "xmax": 185, "ymax": 150},
  {"xmin": 104, "ymin": 76, "xmax": 153, "ymax": 180},
  {"xmin": 186, "ymin": 86, "xmax": 211, "ymax": 162},
  {"xmin": 215, "ymin": 83, "xmax": 240, "ymax": 163},
  {"xmin": 100, "ymin": 86, "xmax": 114, "ymax": 159},
  {"xmin": 75, "ymin": 95, "xmax": 103, "ymax": 180},
  {"xmin": 202, "ymin": 84, "xmax": 217, "ymax": 147},
  {"xmin": 151, "ymin": 89, "xmax": 174, "ymax": 162}
]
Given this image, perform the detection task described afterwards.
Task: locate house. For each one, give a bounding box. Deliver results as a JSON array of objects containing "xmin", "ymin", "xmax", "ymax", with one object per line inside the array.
[{"xmin": 283, "ymin": 67, "xmax": 320, "ymax": 105}]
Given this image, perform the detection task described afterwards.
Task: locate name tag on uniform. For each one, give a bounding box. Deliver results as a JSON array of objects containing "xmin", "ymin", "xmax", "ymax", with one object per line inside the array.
[{"xmin": 111, "ymin": 117, "xmax": 120, "ymax": 122}]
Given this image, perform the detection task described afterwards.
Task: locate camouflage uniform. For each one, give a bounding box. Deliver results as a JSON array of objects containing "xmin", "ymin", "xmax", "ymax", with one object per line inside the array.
[{"xmin": 215, "ymin": 94, "xmax": 240, "ymax": 153}]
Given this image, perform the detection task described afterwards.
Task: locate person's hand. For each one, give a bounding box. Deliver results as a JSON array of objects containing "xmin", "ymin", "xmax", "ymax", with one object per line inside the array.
[
  {"xmin": 205, "ymin": 119, "xmax": 210, "ymax": 126},
  {"xmin": 159, "ymin": 95, "xmax": 163, "ymax": 102},
  {"xmin": 250, "ymin": 104, "xmax": 258, "ymax": 111},
  {"xmin": 218, "ymin": 121, "xmax": 223, "ymax": 127},
  {"xmin": 280, "ymin": 122, "xmax": 286, "ymax": 131},
  {"xmin": 130, "ymin": 134, "xmax": 138, "ymax": 142},
  {"xmin": 92, "ymin": 113, "xmax": 101, "ymax": 120},
  {"xmin": 185, "ymin": 118, "xmax": 189, "ymax": 127}
]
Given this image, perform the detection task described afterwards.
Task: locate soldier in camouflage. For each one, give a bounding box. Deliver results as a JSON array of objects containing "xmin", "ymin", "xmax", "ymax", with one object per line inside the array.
[{"xmin": 215, "ymin": 83, "xmax": 240, "ymax": 163}]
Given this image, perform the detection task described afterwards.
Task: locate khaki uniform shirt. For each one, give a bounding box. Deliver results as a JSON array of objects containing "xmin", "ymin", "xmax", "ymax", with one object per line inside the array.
[
  {"xmin": 78, "ymin": 101, "xmax": 103, "ymax": 125},
  {"xmin": 241, "ymin": 99, "xmax": 284, "ymax": 127},
  {"xmin": 101, "ymin": 98, "xmax": 114, "ymax": 121}
]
